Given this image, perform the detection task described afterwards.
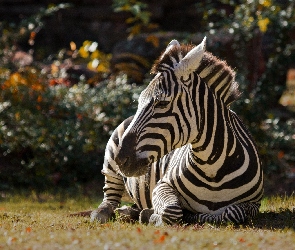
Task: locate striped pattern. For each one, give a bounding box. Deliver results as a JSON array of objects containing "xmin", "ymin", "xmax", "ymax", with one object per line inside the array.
[{"xmin": 92, "ymin": 39, "xmax": 263, "ymax": 225}]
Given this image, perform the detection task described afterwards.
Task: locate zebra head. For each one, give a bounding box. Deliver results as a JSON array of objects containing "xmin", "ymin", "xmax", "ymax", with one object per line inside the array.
[{"xmin": 115, "ymin": 38, "xmax": 206, "ymax": 177}]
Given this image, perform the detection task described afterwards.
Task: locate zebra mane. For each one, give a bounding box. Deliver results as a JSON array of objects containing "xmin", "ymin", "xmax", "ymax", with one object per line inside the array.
[{"xmin": 151, "ymin": 43, "xmax": 240, "ymax": 106}]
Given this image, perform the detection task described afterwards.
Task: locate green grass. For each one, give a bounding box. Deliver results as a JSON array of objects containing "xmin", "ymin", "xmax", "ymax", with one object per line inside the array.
[{"xmin": 1, "ymin": 195, "xmax": 295, "ymax": 249}]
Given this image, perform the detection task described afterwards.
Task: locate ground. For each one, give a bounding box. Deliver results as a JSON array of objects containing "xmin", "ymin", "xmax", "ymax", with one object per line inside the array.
[{"xmin": 0, "ymin": 195, "xmax": 295, "ymax": 249}]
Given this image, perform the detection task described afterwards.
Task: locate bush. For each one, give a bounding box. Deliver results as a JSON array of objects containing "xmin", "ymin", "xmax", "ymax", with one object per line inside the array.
[{"xmin": 0, "ymin": 67, "xmax": 144, "ymax": 192}]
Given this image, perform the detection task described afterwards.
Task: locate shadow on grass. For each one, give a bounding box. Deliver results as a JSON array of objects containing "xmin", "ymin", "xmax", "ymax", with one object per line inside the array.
[{"xmin": 250, "ymin": 210, "xmax": 295, "ymax": 230}]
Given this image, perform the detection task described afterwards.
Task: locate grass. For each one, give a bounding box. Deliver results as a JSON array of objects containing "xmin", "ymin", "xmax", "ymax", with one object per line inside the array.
[{"xmin": 0, "ymin": 194, "xmax": 295, "ymax": 249}]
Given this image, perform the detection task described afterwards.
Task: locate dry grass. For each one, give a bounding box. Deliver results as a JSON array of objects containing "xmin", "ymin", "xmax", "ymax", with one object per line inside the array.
[{"xmin": 1, "ymin": 194, "xmax": 295, "ymax": 249}]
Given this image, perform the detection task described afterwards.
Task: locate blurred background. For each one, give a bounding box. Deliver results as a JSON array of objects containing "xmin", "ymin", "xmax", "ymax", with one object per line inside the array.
[{"xmin": 0, "ymin": 0, "xmax": 294, "ymax": 198}]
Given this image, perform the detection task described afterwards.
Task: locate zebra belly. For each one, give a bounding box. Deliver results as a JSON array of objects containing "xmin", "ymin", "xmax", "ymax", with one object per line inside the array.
[
  {"xmin": 170, "ymin": 169, "xmax": 262, "ymax": 215},
  {"xmin": 161, "ymin": 148, "xmax": 263, "ymax": 215}
]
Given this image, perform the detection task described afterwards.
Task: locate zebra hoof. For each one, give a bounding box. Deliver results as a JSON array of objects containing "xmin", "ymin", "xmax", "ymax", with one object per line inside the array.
[
  {"xmin": 139, "ymin": 208, "xmax": 154, "ymax": 224},
  {"xmin": 149, "ymin": 214, "xmax": 164, "ymax": 226},
  {"xmin": 115, "ymin": 205, "xmax": 141, "ymax": 223},
  {"xmin": 90, "ymin": 202, "xmax": 115, "ymax": 223}
]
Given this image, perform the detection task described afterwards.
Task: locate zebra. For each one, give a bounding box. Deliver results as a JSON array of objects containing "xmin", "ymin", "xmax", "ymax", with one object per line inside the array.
[{"xmin": 90, "ymin": 37, "xmax": 263, "ymax": 226}]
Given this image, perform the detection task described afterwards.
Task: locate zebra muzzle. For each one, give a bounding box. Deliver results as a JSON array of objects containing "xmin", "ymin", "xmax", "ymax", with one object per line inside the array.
[
  {"xmin": 114, "ymin": 132, "xmax": 150, "ymax": 177},
  {"xmin": 114, "ymin": 132, "xmax": 137, "ymax": 176}
]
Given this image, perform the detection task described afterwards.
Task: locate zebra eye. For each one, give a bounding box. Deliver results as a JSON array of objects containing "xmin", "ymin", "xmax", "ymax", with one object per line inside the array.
[{"xmin": 155, "ymin": 100, "xmax": 170, "ymax": 109}]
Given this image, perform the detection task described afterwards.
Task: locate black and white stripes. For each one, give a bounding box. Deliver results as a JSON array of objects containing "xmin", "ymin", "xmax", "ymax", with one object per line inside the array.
[{"xmin": 91, "ymin": 38, "xmax": 263, "ymax": 225}]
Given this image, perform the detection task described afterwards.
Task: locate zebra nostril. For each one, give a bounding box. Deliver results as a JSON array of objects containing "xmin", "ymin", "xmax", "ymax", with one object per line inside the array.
[
  {"xmin": 114, "ymin": 144, "xmax": 133, "ymax": 169},
  {"xmin": 115, "ymin": 153, "xmax": 126, "ymax": 167},
  {"xmin": 122, "ymin": 157, "xmax": 129, "ymax": 167}
]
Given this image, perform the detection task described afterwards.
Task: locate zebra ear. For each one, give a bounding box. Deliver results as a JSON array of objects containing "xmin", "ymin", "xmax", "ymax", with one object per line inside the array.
[
  {"xmin": 175, "ymin": 37, "xmax": 206, "ymax": 79},
  {"xmin": 160, "ymin": 40, "xmax": 180, "ymax": 59}
]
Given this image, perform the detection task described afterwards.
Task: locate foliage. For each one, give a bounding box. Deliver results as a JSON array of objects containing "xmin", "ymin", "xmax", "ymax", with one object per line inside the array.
[
  {"xmin": 0, "ymin": 68, "xmax": 143, "ymax": 192},
  {"xmin": 113, "ymin": 0, "xmax": 157, "ymax": 37},
  {"xmin": 1, "ymin": 195, "xmax": 295, "ymax": 249}
]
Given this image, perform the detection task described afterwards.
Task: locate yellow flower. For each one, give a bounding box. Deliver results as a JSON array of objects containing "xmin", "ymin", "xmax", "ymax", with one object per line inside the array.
[
  {"xmin": 90, "ymin": 50, "xmax": 100, "ymax": 59},
  {"xmin": 260, "ymin": 0, "xmax": 272, "ymax": 7},
  {"xmin": 258, "ymin": 17, "xmax": 270, "ymax": 33},
  {"xmin": 97, "ymin": 63, "xmax": 108, "ymax": 73},
  {"xmin": 15, "ymin": 112, "xmax": 20, "ymax": 121},
  {"xmin": 82, "ymin": 40, "xmax": 92, "ymax": 48},
  {"xmin": 5, "ymin": 72, "xmax": 27, "ymax": 87},
  {"xmin": 79, "ymin": 47, "xmax": 89, "ymax": 58},
  {"xmin": 79, "ymin": 40, "xmax": 92, "ymax": 58},
  {"xmin": 87, "ymin": 61, "xmax": 96, "ymax": 71}
]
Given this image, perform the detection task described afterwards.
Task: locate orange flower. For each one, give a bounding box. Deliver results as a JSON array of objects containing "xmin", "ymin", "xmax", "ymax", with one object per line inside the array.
[
  {"xmin": 77, "ymin": 114, "xmax": 83, "ymax": 120},
  {"xmin": 154, "ymin": 234, "xmax": 166, "ymax": 244},
  {"xmin": 277, "ymin": 151, "xmax": 285, "ymax": 159},
  {"xmin": 238, "ymin": 237, "xmax": 246, "ymax": 243},
  {"xmin": 49, "ymin": 78, "xmax": 71, "ymax": 87}
]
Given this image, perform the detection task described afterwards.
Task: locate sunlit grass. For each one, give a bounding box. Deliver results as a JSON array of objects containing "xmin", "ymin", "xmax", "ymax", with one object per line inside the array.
[
  {"xmin": 260, "ymin": 194, "xmax": 295, "ymax": 212},
  {"xmin": 1, "ymin": 194, "xmax": 295, "ymax": 249}
]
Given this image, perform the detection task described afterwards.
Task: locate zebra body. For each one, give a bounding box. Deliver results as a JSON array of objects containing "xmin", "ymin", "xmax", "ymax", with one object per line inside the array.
[{"xmin": 91, "ymin": 38, "xmax": 263, "ymax": 225}]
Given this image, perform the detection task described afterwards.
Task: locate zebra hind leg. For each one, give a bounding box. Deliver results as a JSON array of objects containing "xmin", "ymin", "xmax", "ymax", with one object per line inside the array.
[
  {"xmin": 148, "ymin": 182, "xmax": 183, "ymax": 226},
  {"xmin": 183, "ymin": 202, "xmax": 261, "ymax": 225},
  {"xmin": 223, "ymin": 202, "xmax": 261, "ymax": 224},
  {"xmin": 182, "ymin": 210, "xmax": 223, "ymax": 225}
]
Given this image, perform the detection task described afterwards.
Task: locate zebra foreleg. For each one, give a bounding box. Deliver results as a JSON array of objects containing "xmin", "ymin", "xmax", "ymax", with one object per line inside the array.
[
  {"xmin": 90, "ymin": 173, "xmax": 124, "ymax": 223},
  {"xmin": 91, "ymin": 200, "xmax": 141, "ymax": 224},
  {"xmin": 139, "ymin": 208, "xmax": 154, "ymax": 224},
  {"xmin": 115, "ymin": 204, "xmax": 141, "ymax": 223},
  {"xmin": 90, "ymin": 202, "xmax": 115, "ymax": 223},
  {"xmin": 147, "ymin": 182, "xmax": 183, "ymax": 226},
  {"xmin": 183, "ymin": 202, "xmax": 261, "ymax": 225}
]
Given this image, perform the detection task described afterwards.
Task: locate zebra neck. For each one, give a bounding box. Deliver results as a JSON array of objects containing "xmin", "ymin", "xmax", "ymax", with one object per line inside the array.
[
  {"xmin": 187, "ymin": 142, "xmax": 229, "ymax": 179},
  {"xmin": 187, "ymin": 104, "xmax": 231, "ymax": 178}
]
